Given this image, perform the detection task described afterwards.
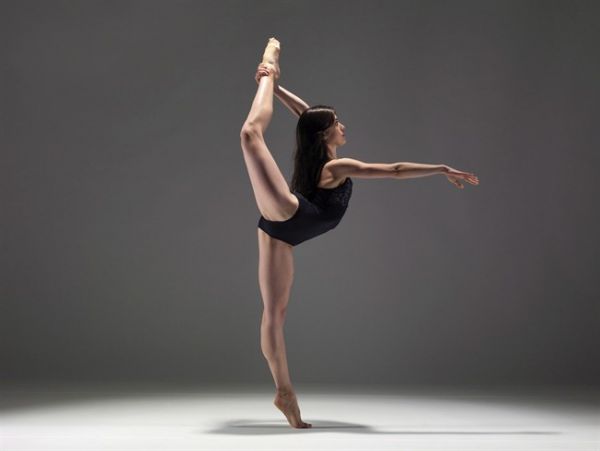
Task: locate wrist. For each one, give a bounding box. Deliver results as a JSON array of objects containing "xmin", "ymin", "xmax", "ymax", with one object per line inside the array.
[{"xmin": 439, "ymin": 165, "xmax": 449, "ymax": 174}]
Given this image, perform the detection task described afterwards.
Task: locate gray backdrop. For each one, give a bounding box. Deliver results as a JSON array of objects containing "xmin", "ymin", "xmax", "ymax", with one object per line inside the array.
[{"xmin": 2, "ymin": 0, "xmax": 599, "ymax": 387}]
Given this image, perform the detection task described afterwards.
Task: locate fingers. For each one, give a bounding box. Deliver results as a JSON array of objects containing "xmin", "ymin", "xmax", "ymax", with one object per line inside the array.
[
  {"xmin": 455, "ymin": 171, "xmax": 479, "ymax": 185},
  {"xmin": 256, "ymin": 64, "xmax": 271, "ymax": 77},
  {"xmin": 465, "ymin": 174, "xmax": 479, "ymax": 185},
  {"xmin": 257, "ymin": 63, "xmax": 270, "ymax": 74},
  {"xmin": 256, "ymin": 64, "xmax": 269, "ymax": 74},
  {"xmin": 447, "ymin": 169, "xmax": 479, "ymax": 188},
  {"xmin": 447, "ymin": 176, "xmax": 464, "ymax": 189},
  {"xmin": 255, "ymin": 67, "xmax": 270, "ymax": 83}
]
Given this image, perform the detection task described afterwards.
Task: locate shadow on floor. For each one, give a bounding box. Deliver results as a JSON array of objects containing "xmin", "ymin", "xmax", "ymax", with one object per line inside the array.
[{"xmin": 206, "ymin": 419, "xmax": 562, "ymax": 435}]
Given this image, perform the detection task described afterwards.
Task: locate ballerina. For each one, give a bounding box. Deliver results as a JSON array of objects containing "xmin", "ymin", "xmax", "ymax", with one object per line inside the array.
[{"xmin": 240, "ymin": 37, "xmax": 479, "ymax": 429}]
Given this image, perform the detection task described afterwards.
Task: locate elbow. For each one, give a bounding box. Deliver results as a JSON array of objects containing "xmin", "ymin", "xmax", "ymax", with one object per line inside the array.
[{"xmin": 391, "ymin": 163, "xmax": 403, "ymax": 178}]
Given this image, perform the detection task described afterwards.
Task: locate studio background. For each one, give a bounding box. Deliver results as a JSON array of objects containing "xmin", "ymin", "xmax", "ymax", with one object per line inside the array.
[{"xmin": 2, "ymin": 0, "xmax": 599, "ymax": 388}]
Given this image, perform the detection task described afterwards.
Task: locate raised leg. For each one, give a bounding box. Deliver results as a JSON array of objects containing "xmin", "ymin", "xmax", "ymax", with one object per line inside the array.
[
  {"xmin": 240, "ymin": 39, "xmax": 298, "ymax": 221},
  {"xmin": 245, "ymin": 37, "xmax": 280, "ymax": 135},
  {"xmin": 257, "ymin": 228, "xmax": 312, "ymax": 429}
]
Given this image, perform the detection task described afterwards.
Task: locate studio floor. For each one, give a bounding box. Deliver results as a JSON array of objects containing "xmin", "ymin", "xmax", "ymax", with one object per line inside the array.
[{"xmin": 1, "ymin": 383, "xmax": 598, "ymax": 450}]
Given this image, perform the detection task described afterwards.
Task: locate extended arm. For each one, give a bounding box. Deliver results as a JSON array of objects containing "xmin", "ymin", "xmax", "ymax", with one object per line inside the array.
[
  {"xmin": 330, "ymin": 158, "xmax": 447, "ymax": 180},
  {"xmin": 328, "ymin": 158, "xmax": 479, "ymax": 188},
  {"xmin": 391, "ymin": 162, "xmax": 447, "ymax": 179},
  {"xmin": 274, "ymin": 85, "xmax": 310, "ymax": 117}
]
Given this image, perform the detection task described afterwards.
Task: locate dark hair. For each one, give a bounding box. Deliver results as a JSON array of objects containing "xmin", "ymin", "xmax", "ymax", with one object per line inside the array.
[{"xmin": 290, "ymin": 105, "xmax": 336, "ymax": 199}]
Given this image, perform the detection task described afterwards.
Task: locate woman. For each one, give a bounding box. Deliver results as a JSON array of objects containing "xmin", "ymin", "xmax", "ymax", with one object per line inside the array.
[{"xmin": 240, "ymin": 37, "xmax": 479, "ymax": 429}]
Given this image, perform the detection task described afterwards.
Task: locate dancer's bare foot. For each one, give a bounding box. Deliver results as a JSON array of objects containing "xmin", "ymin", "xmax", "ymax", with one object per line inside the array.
[
  {"xmin": 261, "ymin": 37, "xmax": 280, "ymax": 80},
  {"xmin": 273, "ymin": 389, "xmax": 312, "ymax": 429}
]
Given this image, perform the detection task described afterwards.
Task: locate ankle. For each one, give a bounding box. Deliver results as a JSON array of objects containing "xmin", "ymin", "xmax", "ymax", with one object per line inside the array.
[
  {"xmin": 261, "ymin": 65, "xmax": 278, "ymax": 80},
  {"xmin": 276, "ymin": 386, "xmax": 294, "ymax": 396}
]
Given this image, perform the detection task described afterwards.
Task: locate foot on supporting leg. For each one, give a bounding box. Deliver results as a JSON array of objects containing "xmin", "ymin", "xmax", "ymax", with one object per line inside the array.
[{"xmin": 273, "ymin": 388, "xmax": 312, "ymax": 429}]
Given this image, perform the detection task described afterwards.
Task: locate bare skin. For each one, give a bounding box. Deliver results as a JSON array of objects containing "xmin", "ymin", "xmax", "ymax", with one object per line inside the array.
[
  {"xmin": 240, "ymin": 37, "xmax": 311, "ymax": 429},
  {"xmin": 242, "ymin": 37, "xmax": 479, "ymax": 430}
]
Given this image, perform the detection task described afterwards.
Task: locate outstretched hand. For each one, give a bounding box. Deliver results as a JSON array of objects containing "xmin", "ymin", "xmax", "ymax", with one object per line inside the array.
[{"xmin": 444, "ymin": 166, "xmax": 479, "ymax": 189}]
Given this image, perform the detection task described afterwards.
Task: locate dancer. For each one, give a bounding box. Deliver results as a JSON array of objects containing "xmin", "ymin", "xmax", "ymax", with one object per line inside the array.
[{"xmin": 240, "ymin": 37, "xmax": 479, "ymax": 429}]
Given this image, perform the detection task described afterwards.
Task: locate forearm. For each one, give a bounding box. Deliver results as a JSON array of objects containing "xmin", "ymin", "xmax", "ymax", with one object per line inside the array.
[
  {"xmin": 274, "ymin": 85, "xmax": 310, "ymax": 117},
  {"xmin": 394, "ymin": 162, "xmax": 448, "ymax": 179}
]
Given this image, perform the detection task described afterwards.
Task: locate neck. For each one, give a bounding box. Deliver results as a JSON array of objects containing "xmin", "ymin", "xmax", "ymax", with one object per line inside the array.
[{"xmin": 326, "ymin": 143, "xmax": 338, "ymax": 160}]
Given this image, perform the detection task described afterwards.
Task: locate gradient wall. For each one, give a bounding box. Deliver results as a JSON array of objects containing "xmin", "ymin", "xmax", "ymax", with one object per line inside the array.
[{"xmin": 2, "ymin": 0, "xmax": 599, "ymax": 386}]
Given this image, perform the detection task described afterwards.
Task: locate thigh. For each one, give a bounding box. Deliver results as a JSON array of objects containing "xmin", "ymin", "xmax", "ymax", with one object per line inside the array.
[
  {"xmin": 241, "ymin": 135, "xmax": 299, "ymax": 221},
  {"xmin": 257, "ymin": 228, "xmax": 294, "ymax": 314}
]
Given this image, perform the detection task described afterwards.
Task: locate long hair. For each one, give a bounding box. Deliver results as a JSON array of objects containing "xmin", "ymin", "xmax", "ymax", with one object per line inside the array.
[{"xmin": 290, "ymin": 105, "xmax": 336, "ymax": 199}]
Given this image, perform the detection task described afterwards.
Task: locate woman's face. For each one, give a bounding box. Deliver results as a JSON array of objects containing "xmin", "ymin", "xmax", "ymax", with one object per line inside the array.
[{"xmin": 324, "ymin": 114, "xmax": 346, "ymax": 147}]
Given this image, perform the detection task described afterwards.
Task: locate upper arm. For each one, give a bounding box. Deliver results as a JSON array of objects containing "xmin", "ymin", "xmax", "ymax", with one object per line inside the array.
[
  {"xmin": 328, "ymin": 157, "xmax": 400, "ymax": 180},
  {"xmin": 294, "ymin": 105, "xmax": 309, "ymax": 117}
]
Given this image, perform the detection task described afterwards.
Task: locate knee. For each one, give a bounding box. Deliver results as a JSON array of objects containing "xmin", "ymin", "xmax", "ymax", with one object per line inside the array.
[
  {"xmin": 240, "ymin": 124, "xmax": 262, "ymax": 143},
  {"xmin": 262, "ymin": 306, "xmax": 287, "ymax": 324}
]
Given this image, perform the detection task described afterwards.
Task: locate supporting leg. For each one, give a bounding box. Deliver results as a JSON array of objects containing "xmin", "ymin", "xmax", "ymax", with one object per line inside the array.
[{"xmin": 257, "ymin": 228, "xmax": 312, "ymax": 428}]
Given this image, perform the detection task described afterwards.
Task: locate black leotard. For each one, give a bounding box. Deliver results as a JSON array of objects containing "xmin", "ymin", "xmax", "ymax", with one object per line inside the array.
[{"xmin": 257, "ymin": 177, "xmax": 353, "ymax": 246}]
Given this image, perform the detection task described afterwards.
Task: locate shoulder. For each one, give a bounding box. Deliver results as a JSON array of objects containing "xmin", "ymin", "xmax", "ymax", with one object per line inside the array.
[
  {"xmin": 326, "ymin": 157, "xmax": 399, "ymax": 180},
  {"xmin": 324, "ymin": 157, "xmax": 365, "ymax": 179},
  {"xmin": 317, "ymin": 159, "xmax": 354, "ymax": 189}
]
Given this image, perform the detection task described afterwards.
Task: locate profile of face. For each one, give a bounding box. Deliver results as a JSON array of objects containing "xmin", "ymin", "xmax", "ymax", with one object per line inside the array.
[{"xmin": 323, "ymin": 114, "xmax": 346, "ymax": 147}]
